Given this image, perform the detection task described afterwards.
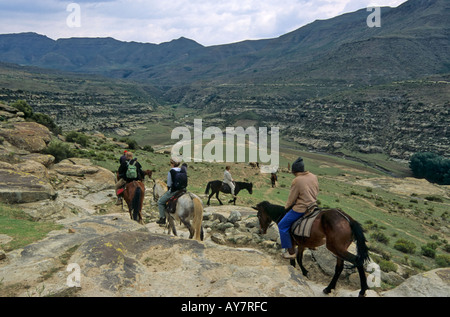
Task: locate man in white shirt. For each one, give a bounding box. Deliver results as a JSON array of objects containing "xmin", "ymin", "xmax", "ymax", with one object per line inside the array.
[{"xmin": 223, "ymin": 166, "xmax": 236, "ymax": 199}]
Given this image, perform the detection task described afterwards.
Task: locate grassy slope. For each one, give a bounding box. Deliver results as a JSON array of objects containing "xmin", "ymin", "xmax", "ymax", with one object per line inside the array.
[
  {"xmin": 1, "ymin": 116, "xmax": 448, "ymax": 280},
  {"xmin": 89, "ymin": 123, "xmax": 450, "ymax": 274}
]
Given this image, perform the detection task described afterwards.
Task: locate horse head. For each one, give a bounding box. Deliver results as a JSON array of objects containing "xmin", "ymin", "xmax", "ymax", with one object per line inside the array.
[
  {"xmin": 252, "ymin": 201, "xmax": 271, "ymax": 234},
  {"xmin": 152, "ymin": 180, "xmax": 168, "ymax": 202},
  {"xmin": 144, "ymin": 170, "xmax": 153, "ymax": 179}
]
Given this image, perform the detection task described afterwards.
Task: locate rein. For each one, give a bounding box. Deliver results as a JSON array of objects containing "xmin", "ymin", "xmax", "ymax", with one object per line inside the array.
[{"xmin": 335, "ymin": 208, "xmax": 351, "ymax": 223}]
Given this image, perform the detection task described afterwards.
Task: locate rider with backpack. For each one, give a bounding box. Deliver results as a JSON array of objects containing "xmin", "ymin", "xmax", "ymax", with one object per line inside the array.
[
  {"xmin": 115, "ymin": 151, "xmax": 144, "ymax": 204},
  {"xmin": 156, "ymin": 159, "xmax": 188, "ymax": 225}
]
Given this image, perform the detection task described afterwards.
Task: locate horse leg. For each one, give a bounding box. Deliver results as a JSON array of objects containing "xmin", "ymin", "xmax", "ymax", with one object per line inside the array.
[
  {"xmin": 356, "ymin": 264, "xmax": 369, "ymax": 297},
  {"xmin": 166, "ymin": 213, "xmax": 177, "ymax": 236},
  {"xmin": 181, "ymin": 218, "xmax": 194, "ymax": 239},
  {"xmin": 207, "ymin": 193, "xmax": 213, "ymax": 206},
  {"xmin": 216, "ymin": 192, "xmax": 223, "ymax": 205},
  {"xmin": 296, "ymin": 247, "xmax": 309, "ymax": 277},
  {"xmin": 323, "ymin": 257, "xmax": 344, "ymax": 295}
]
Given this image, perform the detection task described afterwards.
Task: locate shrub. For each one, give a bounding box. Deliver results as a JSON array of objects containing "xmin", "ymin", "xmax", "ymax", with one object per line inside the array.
[
  {"xmin": 421, "ymin": 246, "xmax": 436, "ymax": 258},
  {"xmin": 42, "ymin": 142, "xmax": 73, "ymax": 163},
  {"xmin": 120, "ymin": 137, "xmax": 138, "ymax": 150},
  {"xmin": 379, "ymin": 259, "xmax": 397, "ymax": 273},
  {"xmin": 143, "ymin": 145, "xmax": 154, "ymax": 152},
  {"xmin": 66, "ymin": 131, "xmax": 90, "ymax": 147},
  {"xmin": 435, "ymin": 254, "xmax": 450, "ymax": 268},
  {"xmin": 425, "ymin": 196, "xmax": 444, "ymax": 203},
  {"xmin": 30, "ymin": 112, "xmax": 62, "ymax": 134},
  {"xmin": 370, "ymin": 232, "xmax": 390, "ymax": 245},
  {"xmin": 410, "ymin": 152, "xmax": 450, "ymax": 185},
  {"xmin": 394, "ymin": 239, "xmax": 416, "ymax": 254},
  {"xmin": 11, "ymin": 100, "xmax": 62, "ymax": 134},
  {"xmin": 11, "ymin": 100, "xmax": 33, "ymax": 118}
]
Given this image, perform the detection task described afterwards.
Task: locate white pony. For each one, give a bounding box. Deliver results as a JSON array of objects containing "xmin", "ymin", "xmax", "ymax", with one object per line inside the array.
[{"xmin": 153, "ymin": 180, "xmax": 204, "ymax": 241}]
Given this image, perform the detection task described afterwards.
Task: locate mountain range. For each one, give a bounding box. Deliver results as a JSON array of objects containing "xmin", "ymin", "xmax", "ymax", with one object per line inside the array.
[
  {"xmin": 0, "ymin": 0, "xmax": 448, "ymax": 160},
  {"xmin": 0, "ymin": 0, "xmax": 448, "ymax": 88}
]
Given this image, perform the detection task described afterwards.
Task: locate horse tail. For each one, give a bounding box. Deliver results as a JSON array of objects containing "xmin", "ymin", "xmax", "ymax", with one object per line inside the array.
[
  {"xmin": 205, "ymin": 181, "xmax": 211, "ymax": 195},
  {"xmin": 192, "ymin": 195, "xmax": 204, "ymax": 241},
  {"xmin": 131, "ymin": 186, "xmax": 142, "ymax": 222},
  {"xmin": 350, "ymin": 219, "xmax": 370, "ymax": 266}
]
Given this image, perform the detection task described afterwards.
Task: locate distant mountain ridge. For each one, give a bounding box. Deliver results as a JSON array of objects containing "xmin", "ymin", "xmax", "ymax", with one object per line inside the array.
[{"xmin": 0, "ymin": 0, "xmax": 448, "ymax": 87}]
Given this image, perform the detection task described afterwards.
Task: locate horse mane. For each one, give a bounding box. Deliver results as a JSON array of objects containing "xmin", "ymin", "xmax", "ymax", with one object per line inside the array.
[{"xmin": 155, "ymin": 180, "xmax": 168, "ymax": 189}]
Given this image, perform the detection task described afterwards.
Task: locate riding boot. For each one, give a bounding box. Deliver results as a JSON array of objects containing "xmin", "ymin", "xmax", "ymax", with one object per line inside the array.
[
  {"xmin": 282, "ymin": 247, "xmax": 297, "ymax": 259},
  {"xmin": 156, "ymin": 217, "xmax": 166, "ymax": 225}
]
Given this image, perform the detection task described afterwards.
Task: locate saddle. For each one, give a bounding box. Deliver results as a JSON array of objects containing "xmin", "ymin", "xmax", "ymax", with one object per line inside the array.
[
  {"xmin": 221, "ymin": 182, "xmax": 235, "ymax": 192},
  {"xmin": 291, "ymin": 205, "xmax": 322, "ymax": 238},
  {"xmin": 165, "ymin": 189, "xmax": 187, "ymax": 214}
]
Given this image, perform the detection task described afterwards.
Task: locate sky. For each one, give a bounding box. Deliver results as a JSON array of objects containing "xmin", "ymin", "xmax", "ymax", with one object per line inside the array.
[{"xmin": 0, "ymin": 0, "xmax": 408, "ymax": 46}]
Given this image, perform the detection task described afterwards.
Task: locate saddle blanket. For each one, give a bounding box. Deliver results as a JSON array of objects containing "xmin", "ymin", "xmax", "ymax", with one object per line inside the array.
[
  {"xmin": 291, "ymin": 208, "xmax": 322, "ymax": 238},
  {"xmin": 166, "ymin": 189, "xmax": 187, "ymax": 214}
]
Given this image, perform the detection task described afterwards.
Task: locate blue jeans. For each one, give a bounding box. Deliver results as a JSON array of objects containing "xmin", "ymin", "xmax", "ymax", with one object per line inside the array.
[{"xmin": 278, "ymin": 209, "xmax": 305, "ymax": 249}]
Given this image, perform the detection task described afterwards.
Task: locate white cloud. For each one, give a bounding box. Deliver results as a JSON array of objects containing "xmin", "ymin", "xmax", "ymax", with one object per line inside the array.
[{"xmin": 0, "ymin": 0, "xmax": 408, "ymax": 46}]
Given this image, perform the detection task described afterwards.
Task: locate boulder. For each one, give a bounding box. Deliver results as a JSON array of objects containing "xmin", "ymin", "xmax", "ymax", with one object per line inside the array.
[
  {"xmin": 21, "ymin": 153, "xmax": 55, "ymax": 168},
  {"xmin": 0, "ymin": 168, "xmax": 56, "ymax": 204},
  {"xmin": 0, "ymin": 122, "xmax": 52, "ymax": 153},
  {"xmin": 65, "ymin": 233, "xmax": 314, "ymax": 297},
  {"xmin": 382, "ymin": 268, "xmax": 450, "ymax": 297},
  {"xmin": 15, "ymin": 160, "xmax": 49, "ymax": 180},
  {"xmin": 0, "ymin": 214, "xmax": 315, "ymax": 297},
  {"xmin": 311, "ymin": 245, "xmax": 357, "ymax": 277},
  {"xmin": 52, "ymin": 162, "xmax": 100, "ymax": 177}
]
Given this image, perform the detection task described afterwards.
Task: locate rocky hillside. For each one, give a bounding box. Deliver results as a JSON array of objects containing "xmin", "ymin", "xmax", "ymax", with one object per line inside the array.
[
  {"xmin": 1, "ymin": 0, "xmax": 448, "ymax": 160},
  {"xmin": 0, "ymin": 107, "xmax": 449, "ymax": 298}
]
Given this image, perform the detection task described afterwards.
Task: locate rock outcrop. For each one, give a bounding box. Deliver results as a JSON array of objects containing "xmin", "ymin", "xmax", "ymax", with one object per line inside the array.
[
  {"xmin": 0, "ymin": 167, "xmax": 56, "ymax": 204},
  {"xmin": 0, "ymin": 213, "xmax": 315, "ymax": 297},
  {"xmin": 0, "ymin": 122, "xmax": 52, "ymax": 153},
  {"xmin": 382, "ymin": 268, "xmax": 450, "ymax": 297}
]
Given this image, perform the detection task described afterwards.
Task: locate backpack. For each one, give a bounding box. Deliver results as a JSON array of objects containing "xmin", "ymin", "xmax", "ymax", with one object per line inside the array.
[
  {"xmin": 171, "ymin": 168, "xmax": 188, "ymax": 192},
  {"xmin": 126, "ymin": 160, "xmax": 138, "ymax": 179}
]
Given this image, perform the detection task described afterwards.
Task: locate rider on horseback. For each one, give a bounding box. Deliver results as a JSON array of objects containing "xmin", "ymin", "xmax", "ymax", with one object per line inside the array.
[
  {"xmin": 223, "ymin": 166, "xmax": 236, "ymax": 203},
  {"xmin": 156, "ymin": 158, "xmax": 187, "ymax": 225},
  {"xmin": 278, "ymin": 157, "xmax": 319, "ymax": 259},
  {"xmin": 115, "ymin": 151, "xmax": 144, "ymax": 205}
]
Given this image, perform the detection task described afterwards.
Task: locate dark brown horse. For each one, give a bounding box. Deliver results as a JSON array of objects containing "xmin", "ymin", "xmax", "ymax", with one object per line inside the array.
[
  {"xmin": 271, "ymin": 173, "xmax": 277, "ymax": 188},
  {"xmin": 252, "ymin": 201, "xmax": 370, "ymax": 297},
  {"xmin": 122, "ymin": 170, "xmax": 152, "ymax": 224},
  {"xmin": 205, "ymin": 180, "xmax": 253, "ymax": 205}
]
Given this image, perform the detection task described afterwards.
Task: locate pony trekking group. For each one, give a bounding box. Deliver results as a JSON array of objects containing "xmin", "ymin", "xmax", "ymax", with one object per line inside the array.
[{"xmin": 116, "ymin": 152, "xmax": 370, "ymax": 296}]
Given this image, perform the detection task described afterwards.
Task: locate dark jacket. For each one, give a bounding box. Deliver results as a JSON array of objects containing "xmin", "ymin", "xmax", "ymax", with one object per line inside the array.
[{"xmin": 118, "ymin": 158, "xmax": 144, "ymax": 182}]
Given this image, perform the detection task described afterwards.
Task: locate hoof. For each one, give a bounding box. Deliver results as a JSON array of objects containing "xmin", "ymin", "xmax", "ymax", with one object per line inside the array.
[{"xmin": 323, "ymin": 288, "xmax": 332, "ymax": 295}]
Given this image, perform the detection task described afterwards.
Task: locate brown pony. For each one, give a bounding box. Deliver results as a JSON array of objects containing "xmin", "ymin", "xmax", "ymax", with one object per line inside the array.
[
  {"xmin": 253, "ymin": 201, "xmax": 370, "ymax": 297},
  {"xmin": 122, "ymin": 170, "xmax": 152, "ymax": 224}
]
